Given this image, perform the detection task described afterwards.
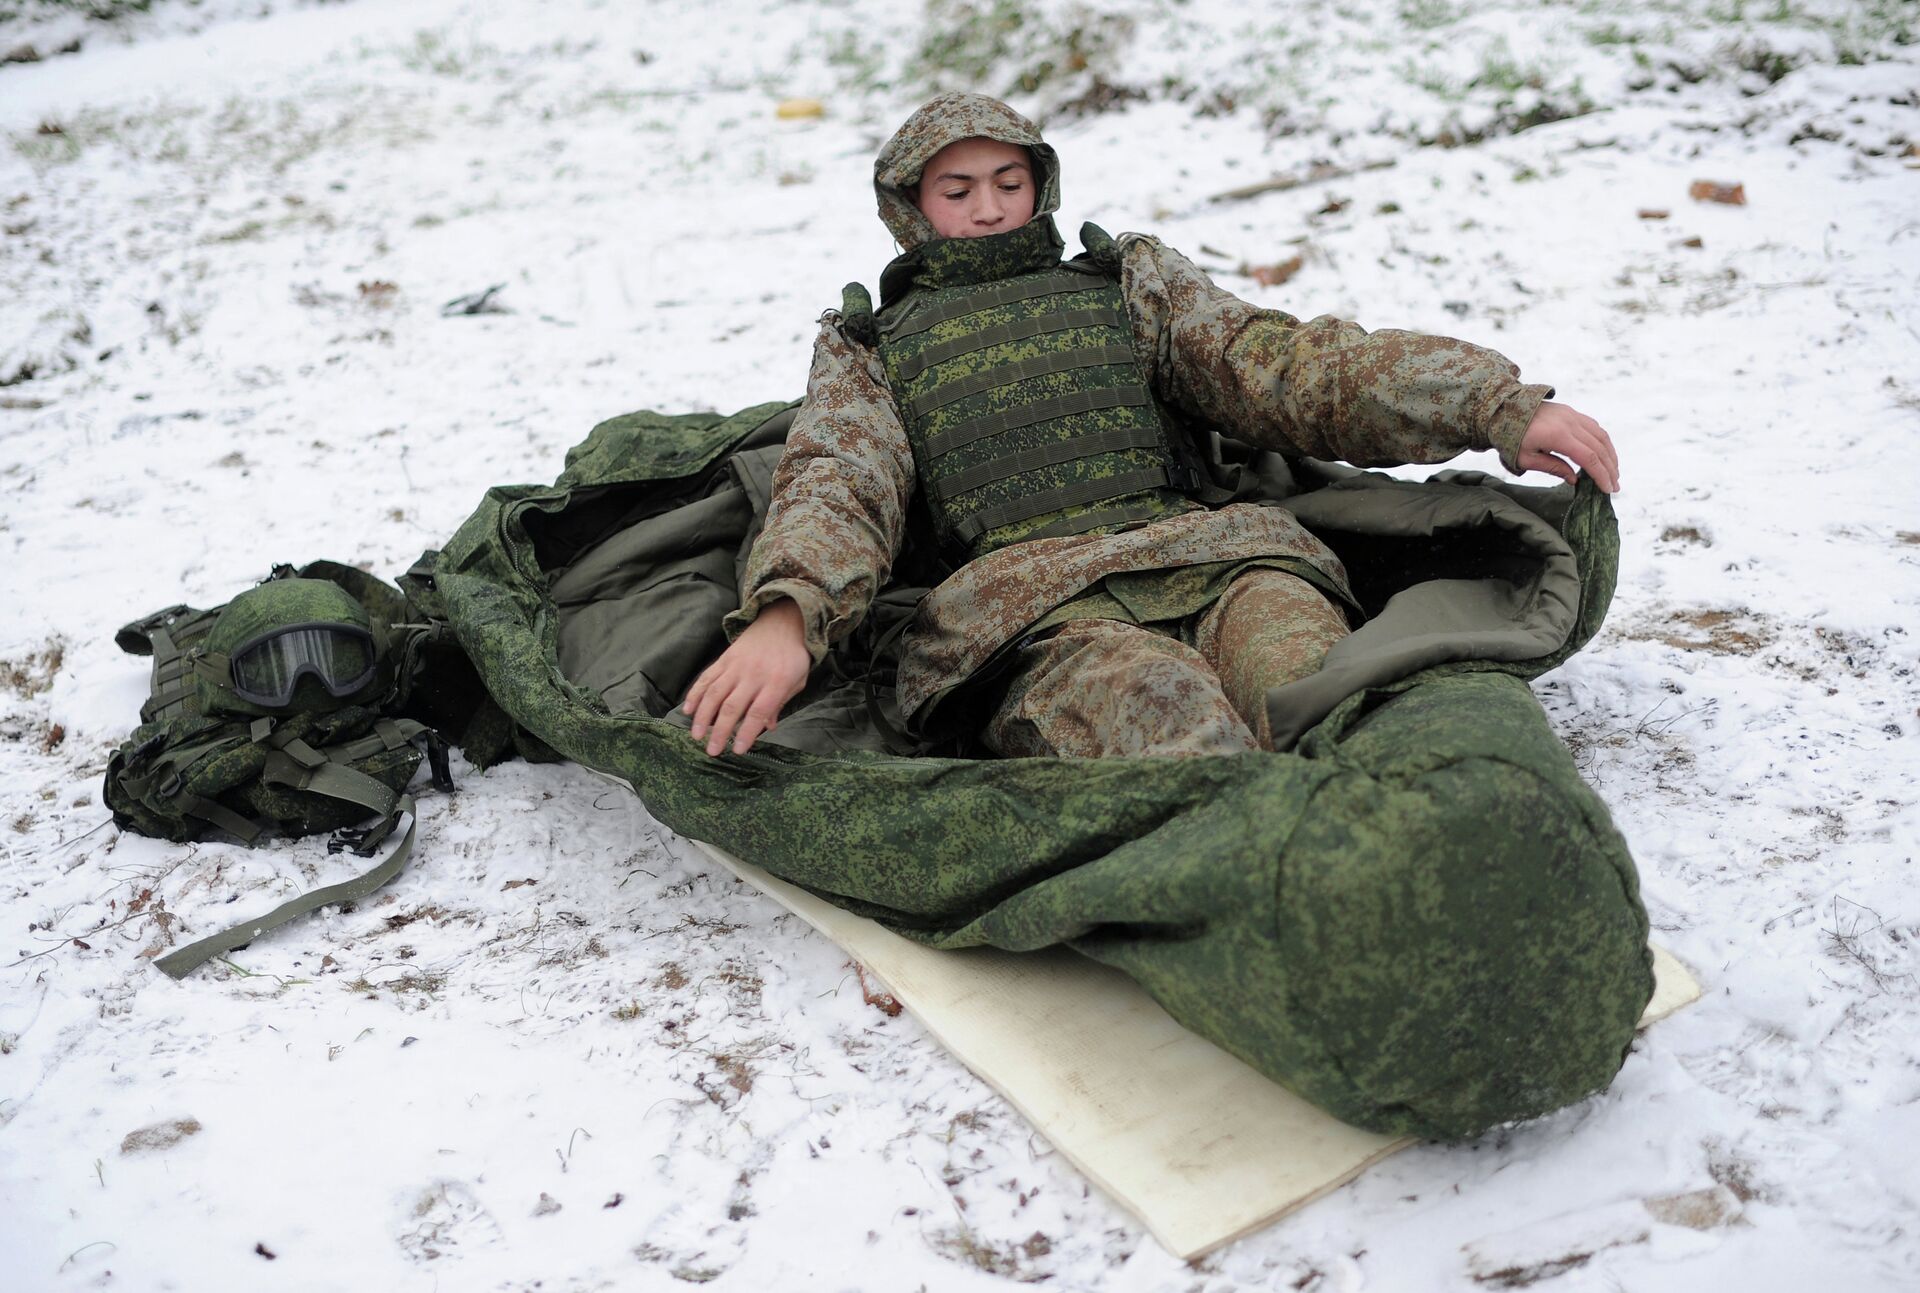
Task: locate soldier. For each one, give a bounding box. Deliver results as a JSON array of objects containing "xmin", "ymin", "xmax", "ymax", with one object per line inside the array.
[{"xmin": 684, "ymin": 93, "xmax": 1617, "ymax": 759}]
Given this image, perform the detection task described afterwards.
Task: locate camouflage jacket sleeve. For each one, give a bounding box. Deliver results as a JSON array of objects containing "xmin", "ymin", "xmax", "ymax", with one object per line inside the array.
[
  {"xmin": 722, "ymin": 315, "xmax": 915, "ymax": 663},
  {"xmin": 1120, "ymin": 235, "xmax": 1551, "ymax": 472}
]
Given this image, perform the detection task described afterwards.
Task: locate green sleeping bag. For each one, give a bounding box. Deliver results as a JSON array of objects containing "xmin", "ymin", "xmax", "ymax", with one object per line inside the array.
[{"xmin": 426, "ymin": 399, "xmax": 1653, "ymax": 1141}]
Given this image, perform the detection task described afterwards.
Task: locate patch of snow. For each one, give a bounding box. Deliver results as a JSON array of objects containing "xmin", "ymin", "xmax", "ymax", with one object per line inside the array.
[{"xmin": 3, "ymin": 1, "xmax": 1917, "ymax": 1289}]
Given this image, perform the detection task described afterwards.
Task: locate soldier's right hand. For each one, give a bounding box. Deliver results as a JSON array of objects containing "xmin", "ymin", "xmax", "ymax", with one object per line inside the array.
[{"xmin": 682, "ymin": 598, "xmax": 813, "ymax": 756}]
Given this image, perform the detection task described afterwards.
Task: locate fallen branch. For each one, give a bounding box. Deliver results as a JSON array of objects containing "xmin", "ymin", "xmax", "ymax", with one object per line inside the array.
[{"xmin": 1209, "ymin": 158, "xmax": 1395, "ymax": 204}]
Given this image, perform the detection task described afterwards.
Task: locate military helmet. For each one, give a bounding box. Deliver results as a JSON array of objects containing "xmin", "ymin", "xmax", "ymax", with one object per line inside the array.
[{"xmin": 195, "ymin": 578, "xmax": 383, "ymax": 717}]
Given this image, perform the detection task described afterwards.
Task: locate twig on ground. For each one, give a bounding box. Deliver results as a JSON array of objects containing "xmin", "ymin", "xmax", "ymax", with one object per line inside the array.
[
  {"xmin": 1821, "ymin": 896, "xmax": 1914, "ymax": 994},
  {"xmin": 1209, "ymin": 158, "xmax": 1395, "ymax": 203}
]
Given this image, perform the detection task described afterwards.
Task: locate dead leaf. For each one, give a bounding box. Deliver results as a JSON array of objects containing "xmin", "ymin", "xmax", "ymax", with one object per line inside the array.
[
  {"xmin": 121, "ymin": 1117, "xmax": 202, "ymax": 1154},
  {"xmin": 1644, "ymin": 1185, "xmax": 1742, "ymax": 1231},
  {"xmin": 775, "ymin": 98, "xmax": 825, "ymax": 120},
  {"xmin": 501, "ymin": 877, "xmax": 536, "ymax": 891},
  {"xmin": 851, "ymin": 961, "xmax": 903, "ymax": 1017},
  {"xmin": 1242, "ymin": 255, "xmax": 1304, "ymax": 288},
  {"xmin": 1676, "ymin": 236, "xmax": 1704, "ymax": 249},
  {"xmin": 1637, "ymin": 209, "xmax": 1670, "ymax": 220},
  {"xmin": 1688, "ymin": 180, "xmax": 1746, "ymax": 205},
  {"xmin": 41, "ymin": 722, "xmax": 64, "ymax": 752}
]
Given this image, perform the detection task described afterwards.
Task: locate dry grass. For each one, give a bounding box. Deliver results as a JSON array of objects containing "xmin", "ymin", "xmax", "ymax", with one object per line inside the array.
[{"xmin": 1, "ymin": 639, "xmax": 65, "ymax": 697}]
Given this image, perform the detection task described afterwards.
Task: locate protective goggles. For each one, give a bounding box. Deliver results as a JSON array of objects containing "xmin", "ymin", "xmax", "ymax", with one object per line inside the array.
[{"xmin": 227, "ymin": 623, "xmax": 377, "ymax": 708}]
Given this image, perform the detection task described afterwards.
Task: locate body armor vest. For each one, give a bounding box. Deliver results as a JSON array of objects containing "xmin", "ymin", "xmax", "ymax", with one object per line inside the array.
[{"xmin": 858, "ymin": 221, "xmax": 1200, "ymax": 563}]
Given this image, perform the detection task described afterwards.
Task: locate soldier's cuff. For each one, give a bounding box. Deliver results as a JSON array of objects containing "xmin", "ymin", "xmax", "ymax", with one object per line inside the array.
[
  {"xmin": 1483, "ymin": 382, "xmax": 1556, "ymax": 475},
  {"xmin": 723, "ymin": 581, "xmax": 834, "ymax": 665}
]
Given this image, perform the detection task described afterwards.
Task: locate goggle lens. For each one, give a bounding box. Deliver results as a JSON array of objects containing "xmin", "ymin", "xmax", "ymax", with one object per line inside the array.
[{"xmin": 229, "ymin": 626, "xmax": 375, "ymax": 707}]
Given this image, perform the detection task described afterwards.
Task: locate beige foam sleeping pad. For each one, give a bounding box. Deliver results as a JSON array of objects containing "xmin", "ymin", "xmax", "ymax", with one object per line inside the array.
[{"xmin": 689, "ymin": 838, "xmax": 1700, "ymax": 1259}]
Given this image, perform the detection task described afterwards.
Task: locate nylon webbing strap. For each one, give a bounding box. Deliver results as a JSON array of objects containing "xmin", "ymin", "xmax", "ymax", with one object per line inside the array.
[
  {"xmin": 909, "ymin": 344, "xmax": 1137, "ymax": 418},
  {"xmin": 142, "ymin": 684, "xmax": 196, "ymax": 724},
  {"xmin": 1015, "ymin": 496, "xmax": 1178, "ymax": 544},
  {"xmin": 890, "ymin": 305, "xmax": 1128, "ymax": 382},
  {"xmin": 884, "ymin": 272, "xmax": 1105, "ymax": 341},
  {"xmin": 177, "ymin": 793, "xmax": 264, "ymax": 844},
  {"xmin": 926, "ymin": 426, "xmax": 1168, "ymax": 503},
  {"xmin": 260, "ymin": 750, "xmax": 401, "ymax": 819},
  {"xmin": 953, "ymin": 467, "xmax": 1170, "ymax": 545},
  {"xmin": 121, "ymin": 731, "xmax": 247, "ymax": 805},
  {"xmin": 153, "ymin": 794, "xmax": 419, "ymax": 980},
  {"xmin": 142, "ymin": 627, "xmax": 195, "ymax": 723},
  {"xmin": 328, "ymin": 718, "xmax": 427, "ymax": 763},
  {"xmin": 925, "ymin": 384, "xmax": 1154, "ymax": 458}
]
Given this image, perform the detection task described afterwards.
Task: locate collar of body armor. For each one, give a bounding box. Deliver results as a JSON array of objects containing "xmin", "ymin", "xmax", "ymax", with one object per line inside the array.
[{"xmin": 878, "ymin": 214, "xmax": 1067, "ymax": 308}]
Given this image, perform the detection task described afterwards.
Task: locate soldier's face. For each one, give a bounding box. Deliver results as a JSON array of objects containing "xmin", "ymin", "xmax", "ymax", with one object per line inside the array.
[{"xmin": 913, "ymin": 137, "xmax": 1036, "ymax": 240}]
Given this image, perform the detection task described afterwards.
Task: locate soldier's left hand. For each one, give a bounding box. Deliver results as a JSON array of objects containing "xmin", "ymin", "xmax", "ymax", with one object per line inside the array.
[{"xmin": 1517, "ymin": 401, "xmax": 1619, "ymax": 492}]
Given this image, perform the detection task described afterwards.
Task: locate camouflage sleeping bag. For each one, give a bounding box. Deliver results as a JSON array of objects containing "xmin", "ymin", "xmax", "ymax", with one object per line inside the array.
[{"xmin": 426, "ymin": 399, "xmax": 1653, "ymax": 1141}]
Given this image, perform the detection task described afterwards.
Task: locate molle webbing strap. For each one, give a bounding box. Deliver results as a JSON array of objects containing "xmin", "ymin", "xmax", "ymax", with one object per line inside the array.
[
  {"xmin": 884, "ymin": 271, "xmax": 1104, "ymax": 342},
  {"xmin": 120, "ymin": 730, "xmax": 249, "ymax": 807},
  {"xmin": 142, "ymin": 684, "xmax": 197, "ymax": 725},
  {"xmin": 152, "ymin": 794, "xmax": 419, "ymax": 980},
  {"xmin": 952, "ymin": 467, "xmax": 1170, "ymax": 546},
  {"xmin": 140, "ymin": 623, "xmax": 204, "ymax": 724},
  {"xmin": 926, "ymin": 426, "xmax": 1169, "ymax": 503},
  {"xmin": 908, "ymin": 344, "xmax": 1138, "ymax": 418},
  {"xmin": 890, "ymin": 305, "xmax": 1128, "ymax": 382},
  {"xmin": 325, "ymin": 718, "xmax": 429, "ymax": 764},
  {"xmin": 926, "ymin": 384, "xmax": 1155, "ymax": 458},
  {"xmin": 260, "ymin": 741, "xmax": 402, "ymax": 820},
  {"xmin": 1015, "ymin": 496, "xmax": 1181, "ymax": 544},
  {"xmin": 176, "ymin": 793, "xmax": 264, "ymax": 844}
]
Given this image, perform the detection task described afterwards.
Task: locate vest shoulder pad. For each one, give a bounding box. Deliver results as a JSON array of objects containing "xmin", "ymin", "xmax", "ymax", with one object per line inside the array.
[
  {"xmin": 839, "ymin": 282, "xmax": 877, "ymax": 346},
  {"xmin": 1077, "ymin": 222, "xmax": 1123, "ymax": 278}
]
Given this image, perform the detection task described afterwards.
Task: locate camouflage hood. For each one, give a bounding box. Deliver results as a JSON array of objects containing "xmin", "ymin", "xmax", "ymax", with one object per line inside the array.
[{"xmin": 874, "ymin": 93, "xmax": 1061, "ymax": 251}]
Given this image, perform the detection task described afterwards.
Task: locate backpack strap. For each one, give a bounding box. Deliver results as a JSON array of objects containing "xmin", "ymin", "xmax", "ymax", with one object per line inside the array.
[
  {"xmin": 117, "ymin": 605, "xmax": 224, "ymax": 725},
  {"xmin": 261, "ymin": 735, "xmax": 402, "ymax": 821},
  {"xmin": 152, "ymin": 794, "xmax": 419, "ymax": 980},
  {"xmin": 151, "ymin": 719, "xmax": 453, "ymax": 979},
  {"xmin": 116, "ymin": 726, "xmax": 264, "ymax": 842}
]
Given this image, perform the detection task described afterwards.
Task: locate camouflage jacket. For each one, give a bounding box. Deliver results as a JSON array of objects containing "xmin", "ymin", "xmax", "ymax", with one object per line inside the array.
[{"xmin": 726, "ymin": 94, "xmax": 1552, "ymax": 719}]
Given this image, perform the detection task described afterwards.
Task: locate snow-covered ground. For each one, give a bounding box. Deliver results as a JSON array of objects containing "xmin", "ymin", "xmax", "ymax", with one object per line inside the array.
[{"xmin": 3, "ymin": 0, "xmax": 1917, "ymax": 1288}]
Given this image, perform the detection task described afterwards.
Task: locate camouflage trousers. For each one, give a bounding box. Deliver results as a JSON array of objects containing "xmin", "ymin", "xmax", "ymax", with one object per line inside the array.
[{"xmin": 980, "ymin": 569, "xmax": 1352, "ymax": 757}]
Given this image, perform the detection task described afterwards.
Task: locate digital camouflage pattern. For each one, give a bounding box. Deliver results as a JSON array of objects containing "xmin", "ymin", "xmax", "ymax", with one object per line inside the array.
[
  {"xmin": 105, "ymin": 563, "xmax": 467, "ymax": 978},
  {"xmin": 105, "ymin": 705, "xmax": 423, "ymax": 843},
  {"xmin": 731, "ymin": 94, "xmax": 1554, "ymax": 733},
  {"xmin": 196, "ymin": 577, "xmax": 381, "ymax": 718},
  {"xmin": 409, "ymin": 92, "xmax": 1650, "ymax": 1137},
  {"xmin": 876, "ymin": 218, "xmax": 1193, "ymax": 560},
  {"xmin": 429, "ymin": 400, "xmax": 1654, "ymax": 1140},
  {"xmin": 872, "ymin": 91, "xmax": 1061, "ymax": 253},
  {"xmin": 979, "ymin": 568, "xmax": 1352, "ymax": 756},
  {"xmin": 106, "ymin": 566, "xmax": 430, "ymax": 846}
]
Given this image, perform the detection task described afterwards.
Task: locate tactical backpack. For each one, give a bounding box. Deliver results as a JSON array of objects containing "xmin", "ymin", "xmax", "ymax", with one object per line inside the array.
[{"xmin": 105, "ymin": 562, "xmax": 455, "ymax": 979}]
